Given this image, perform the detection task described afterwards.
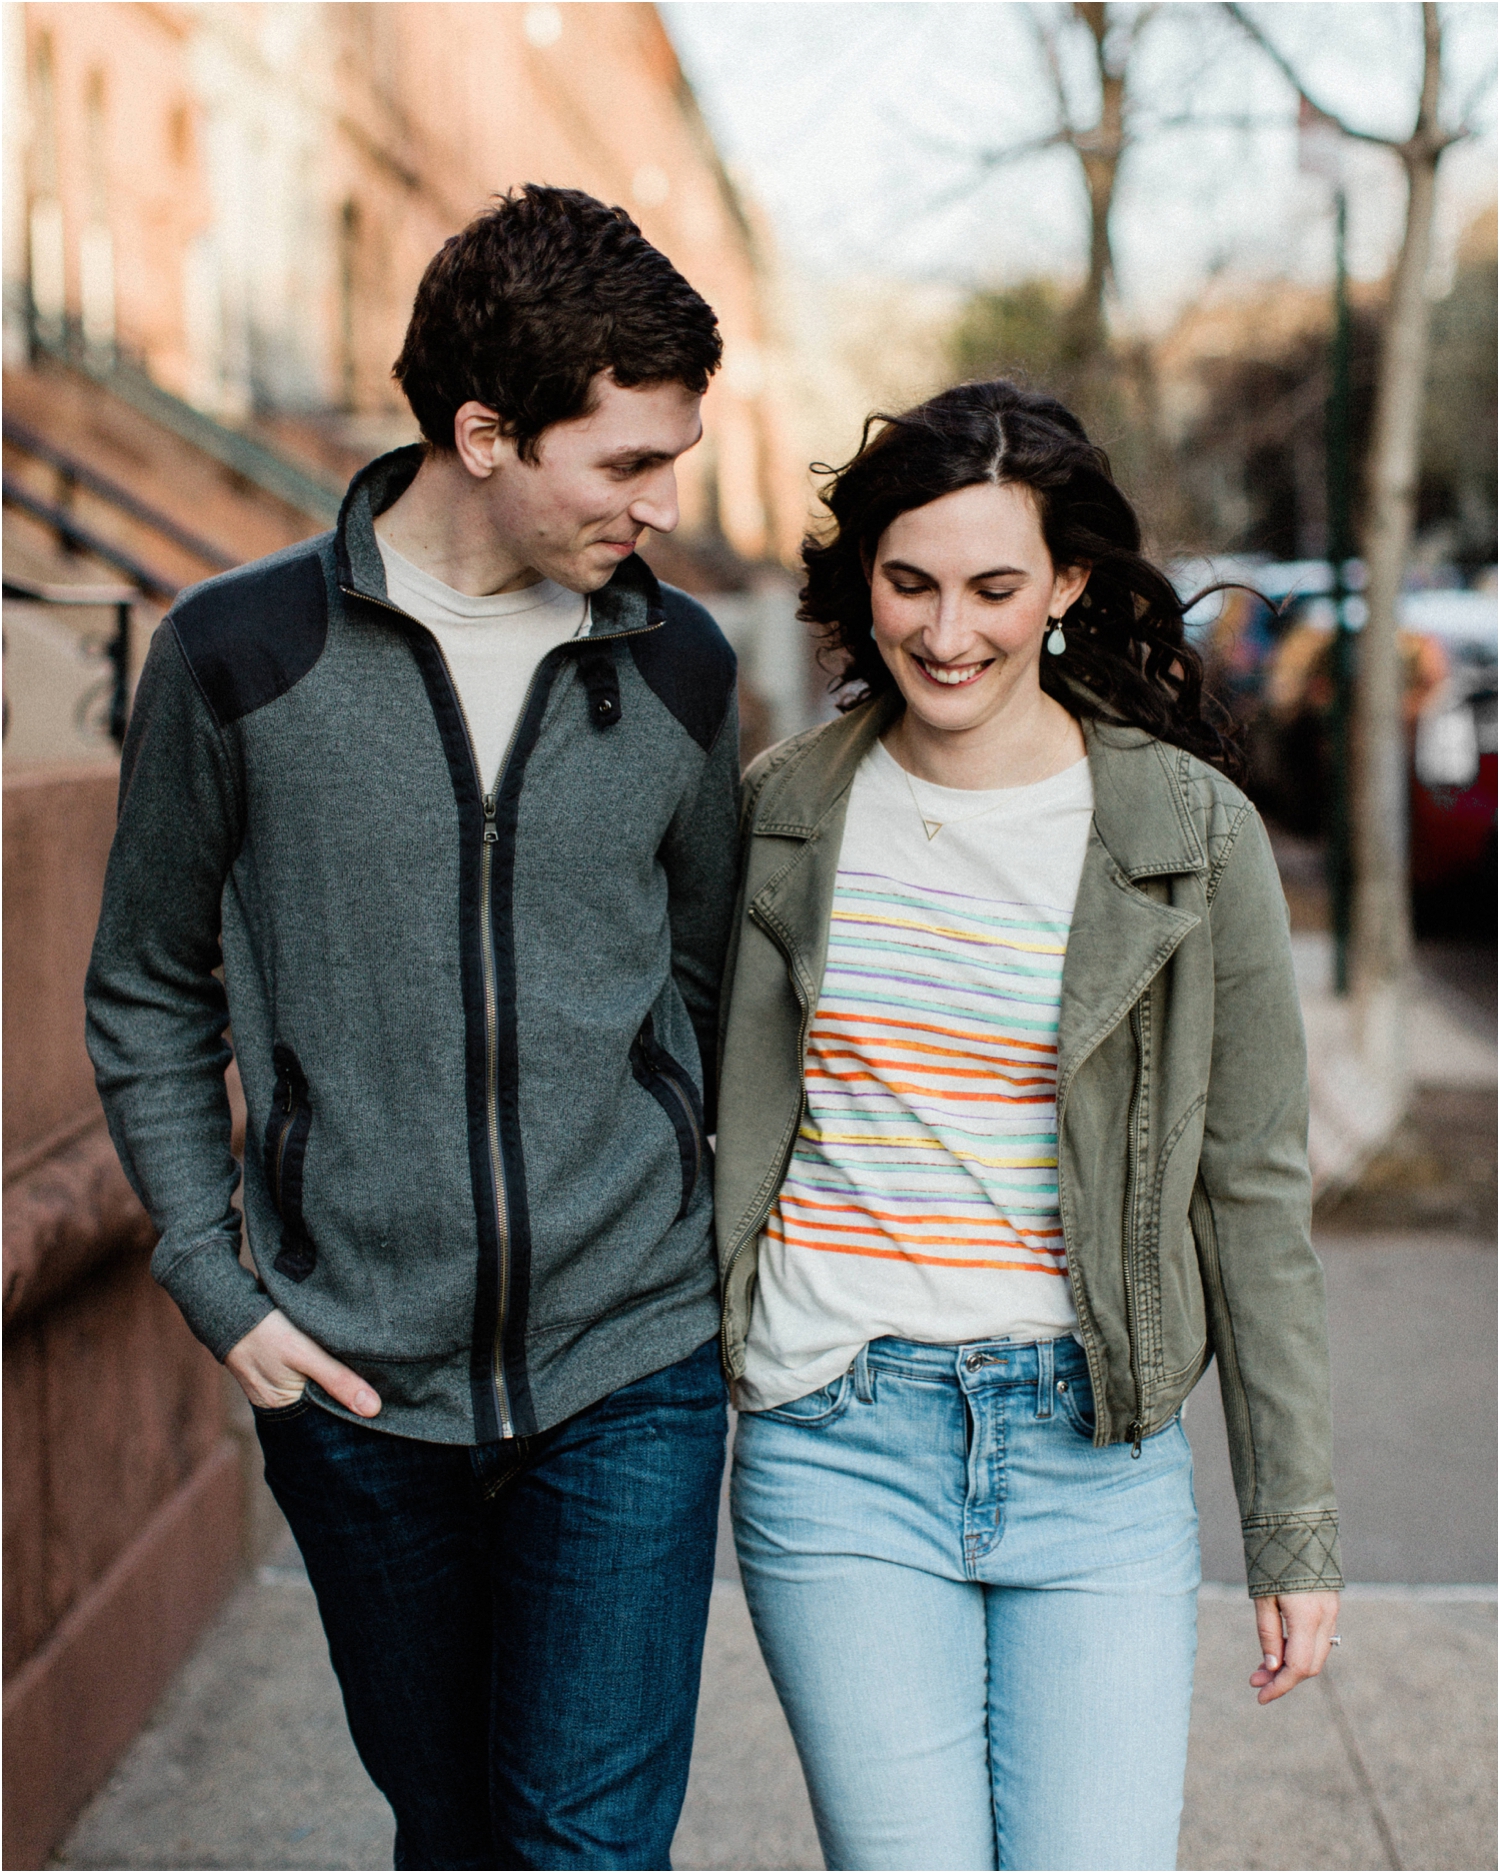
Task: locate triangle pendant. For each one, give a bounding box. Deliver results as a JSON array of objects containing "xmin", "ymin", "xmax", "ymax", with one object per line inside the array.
[{"xmin": 923, "ymin": 820, "xmax": 943, "ymax": 841}]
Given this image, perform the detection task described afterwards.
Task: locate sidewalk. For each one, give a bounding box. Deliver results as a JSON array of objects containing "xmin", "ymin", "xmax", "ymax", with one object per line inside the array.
[{"xmin": 53, "ymin": 1545, "xmax": 1496, "ymax": 1872}]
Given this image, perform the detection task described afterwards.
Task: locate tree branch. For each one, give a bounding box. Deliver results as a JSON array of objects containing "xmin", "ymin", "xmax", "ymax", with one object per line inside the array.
[
  {"xmin": 1451, "ymin": 58, "xmax": 1497, "ymax": 133},
  {"xmin": 1418, "ymin": 0, "xmax": 1442, "ymax": 130},
  {"xmin": 975, "ymin": 130, "xmax": 1075, "ymax": 169},
  {"xmin": 892, "ymin": 114, "xmax": 1069, "ymax": 169},
  {"xmin": 1127, "ymin": 4, "xmax": 1159, "ymax": 54},
  {"xmin": 1221, "ymin": 2, "xmax": 1404, "ymax": 149},
  {"xmin": 1029, "ymin": 2, "xmax": 1075, "ymax": 136},
  {"xmin": 1144, "ymin": 110, "xmax": 1297, "ymax": 135}
]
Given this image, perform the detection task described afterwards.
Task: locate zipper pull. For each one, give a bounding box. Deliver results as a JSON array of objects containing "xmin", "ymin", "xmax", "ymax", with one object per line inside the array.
[
  {"xmin": 1128, "ymin": 1421, "xmax": 1143, "ymax": 1459},
  {"xmin": 482, "ymin": 793, "xmax": 498, "ymax": 844}
]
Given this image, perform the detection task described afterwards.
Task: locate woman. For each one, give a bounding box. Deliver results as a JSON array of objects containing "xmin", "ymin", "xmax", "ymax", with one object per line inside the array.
[{"xmin": 713, "ymin": 380, "xmax": 1342, "ymax": 1872}]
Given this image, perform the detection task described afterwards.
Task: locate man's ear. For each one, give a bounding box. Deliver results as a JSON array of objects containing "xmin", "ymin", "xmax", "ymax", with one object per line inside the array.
[{"xmin": 452, "ymin": 401, "xmax": 505, "ymax": 480}]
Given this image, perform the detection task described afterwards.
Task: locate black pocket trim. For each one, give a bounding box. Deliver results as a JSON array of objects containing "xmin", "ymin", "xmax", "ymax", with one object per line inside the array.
[
  {"xmin": 629, "ymin": 1015, "xmax": 706, "ymax": 1222},
  {"xmin": 264, "ymin": 1042, "xmax": 316, "ymax": 1282}
]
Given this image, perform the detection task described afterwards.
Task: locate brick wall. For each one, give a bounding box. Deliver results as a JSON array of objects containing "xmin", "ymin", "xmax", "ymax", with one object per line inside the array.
[{"xmin": 2, "ymin": 767, "xmax": 248, "ymax": 1869}]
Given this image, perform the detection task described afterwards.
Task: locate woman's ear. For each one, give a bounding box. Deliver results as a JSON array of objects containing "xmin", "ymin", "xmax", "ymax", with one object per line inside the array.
[{"xmin": 1055, "ymin": 562, "xmax": 1091, "ymax": 614}]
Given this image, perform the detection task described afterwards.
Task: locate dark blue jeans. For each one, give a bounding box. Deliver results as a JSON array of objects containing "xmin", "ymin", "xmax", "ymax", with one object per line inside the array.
[{"xmin": 254, "ymin": 1338, "xmax": 727, "ymax": 1871}]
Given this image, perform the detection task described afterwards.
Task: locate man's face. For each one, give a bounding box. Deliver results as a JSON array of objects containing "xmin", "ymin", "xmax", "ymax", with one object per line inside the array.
[{"xmin": 464, "ymin": 375, "xmax": 704, "ymax": 594}]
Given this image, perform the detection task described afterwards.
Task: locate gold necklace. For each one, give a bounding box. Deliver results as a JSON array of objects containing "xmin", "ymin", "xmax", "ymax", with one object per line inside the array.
[{"xmin": 899, "ymin": 763, "xmax": 1012, "ymax": 842}]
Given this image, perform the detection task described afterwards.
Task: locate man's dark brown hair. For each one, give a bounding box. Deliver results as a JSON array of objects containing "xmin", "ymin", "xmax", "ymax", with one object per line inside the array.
[{"xmin": 393, "ymin": 184, "xmax": 722, "ymax": 461}]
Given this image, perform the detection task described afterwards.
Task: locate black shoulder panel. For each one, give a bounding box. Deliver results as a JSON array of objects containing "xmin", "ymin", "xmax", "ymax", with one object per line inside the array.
[
  {"xmin": 627, "ymin": 584, "xmax": 737, "ymax": 752},
  {"xmin": 170, "ymin": 538, "xmax": 331, "ymax": 729}
]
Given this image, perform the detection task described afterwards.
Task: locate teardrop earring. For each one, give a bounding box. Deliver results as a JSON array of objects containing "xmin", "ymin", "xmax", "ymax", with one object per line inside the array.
[{"xmin": 1045, "ymin": 617, "xmax": 1067, "ymax": 656}]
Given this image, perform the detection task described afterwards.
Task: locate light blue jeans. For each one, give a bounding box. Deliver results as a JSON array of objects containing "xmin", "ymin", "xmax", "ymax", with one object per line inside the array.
[{"xmin": 732, "ymin": 1335, "xmax": 1199, "ymax": 1872}]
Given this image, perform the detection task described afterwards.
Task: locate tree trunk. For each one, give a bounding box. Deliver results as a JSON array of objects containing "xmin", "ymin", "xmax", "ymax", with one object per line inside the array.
[
  {"xmin": 1349, "ymin": 5, "xmax": 1444, "ymax": 1043},
  {"xmin": 1066, "ymin": 2, "xmax": 1123, "ymax": 365}
]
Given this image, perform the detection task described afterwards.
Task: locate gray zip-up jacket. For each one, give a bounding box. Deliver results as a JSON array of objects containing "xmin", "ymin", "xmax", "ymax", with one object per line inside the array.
[{"xmin": 85, "ymin": 446, "xmax": 739, "ymax": 1444}]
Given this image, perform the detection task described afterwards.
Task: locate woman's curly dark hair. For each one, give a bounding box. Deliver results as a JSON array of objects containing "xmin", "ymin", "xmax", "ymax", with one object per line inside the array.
[{"xmin": 800, "ymin": 378, "xmax": 1240, "ymax": 776}]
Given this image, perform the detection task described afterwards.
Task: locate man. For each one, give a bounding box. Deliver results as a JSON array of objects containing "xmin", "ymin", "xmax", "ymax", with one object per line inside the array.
[{"xmin": 86, "ymin": 186, "xmax": 739, "ymax": 1871}]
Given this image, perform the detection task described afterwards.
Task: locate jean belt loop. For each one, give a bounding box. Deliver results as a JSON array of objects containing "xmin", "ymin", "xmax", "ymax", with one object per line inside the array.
[
  {"xmin": 852, "ymin": 1342, "xmax": 875, "ymax": 1405},
  {"xmin": 1036, "ymin": 1337, "xmax": 1054, "ymax": 1418}
]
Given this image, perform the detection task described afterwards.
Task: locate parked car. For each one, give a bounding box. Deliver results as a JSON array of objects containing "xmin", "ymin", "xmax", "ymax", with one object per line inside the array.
[{"xmin": 1184, "ymin": 560, "xmax": 1497, "ymax": 906}]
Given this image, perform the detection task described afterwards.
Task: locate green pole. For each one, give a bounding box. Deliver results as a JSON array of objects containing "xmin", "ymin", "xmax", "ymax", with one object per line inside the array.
[{"xmin": 1327, "ymin": 188, "xmax": 1354, "ymax": 996}]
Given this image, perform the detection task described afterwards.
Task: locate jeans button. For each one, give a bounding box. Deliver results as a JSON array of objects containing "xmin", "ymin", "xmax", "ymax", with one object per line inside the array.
[{"xmin": 1056, "ymin": 1379, "xmax": 1069, "ymax": 1393}]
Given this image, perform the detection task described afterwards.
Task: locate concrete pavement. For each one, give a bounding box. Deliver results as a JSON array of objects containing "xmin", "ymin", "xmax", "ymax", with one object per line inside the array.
[{"xmin": 53, "ymin": 1541, "xmax": 1496, "ymax": 1872}]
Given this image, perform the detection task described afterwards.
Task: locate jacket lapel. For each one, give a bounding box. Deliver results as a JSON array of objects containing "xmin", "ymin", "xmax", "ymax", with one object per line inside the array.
[
  {"xmin": 748, "ymin": 694, "xmax": 898, "ymax": 1008},
  {"xmin": 1056, "ymin": 723, "xmax": 1205, "ymax": 1100}
]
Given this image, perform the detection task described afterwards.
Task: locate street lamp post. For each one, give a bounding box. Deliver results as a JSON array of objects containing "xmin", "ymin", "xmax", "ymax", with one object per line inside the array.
[{"xmin": 1326, "ymin": 187, "xmax": 1355, "ymax": 997}]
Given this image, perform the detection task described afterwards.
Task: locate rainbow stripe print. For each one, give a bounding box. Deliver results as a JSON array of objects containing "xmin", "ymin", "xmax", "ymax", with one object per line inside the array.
[{"xmin": 766, "ymin": 868, "xmax": 1072, "ymax": 1279}]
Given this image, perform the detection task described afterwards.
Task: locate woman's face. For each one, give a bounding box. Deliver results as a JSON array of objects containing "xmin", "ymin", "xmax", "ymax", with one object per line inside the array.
[{"xmin": 868, "ymin": 481, "xmax": 1089, "ymax": 737}]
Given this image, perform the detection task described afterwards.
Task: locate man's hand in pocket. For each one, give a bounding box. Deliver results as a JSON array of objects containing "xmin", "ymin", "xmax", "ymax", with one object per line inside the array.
[{"xmin": 225, "ymin": 1310, "xmax": 381, "ymax": 1416}]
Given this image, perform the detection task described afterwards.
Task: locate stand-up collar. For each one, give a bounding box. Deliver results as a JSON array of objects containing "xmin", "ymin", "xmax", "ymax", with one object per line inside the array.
[{"xmin": 333, "ymin": 445, "xmax": 666, "ymax": 640}]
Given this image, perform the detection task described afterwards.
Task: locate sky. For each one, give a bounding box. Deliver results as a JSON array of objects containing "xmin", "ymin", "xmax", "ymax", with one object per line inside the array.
[{"xmin": 663, "ymin": 1, "xmax": 1499, "ymax": 330}]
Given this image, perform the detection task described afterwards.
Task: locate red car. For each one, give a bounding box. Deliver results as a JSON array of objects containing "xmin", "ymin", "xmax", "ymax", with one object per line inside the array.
[
  {"xmin": 1197, "ymin": 570, "xmax": 1497, "ymax": 903},
  {"xmin": 1402, "ymin": 590, "xmax": 1498, "ymax": 895}
]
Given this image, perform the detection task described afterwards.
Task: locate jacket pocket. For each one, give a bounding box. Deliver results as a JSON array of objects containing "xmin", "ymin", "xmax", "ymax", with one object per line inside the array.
[
  {"xmin": 264, "ymin": 1042, "xmax": 316, "ymax": 1282},
  {"xmin": 629, "ymin": 1015, "xmax": 706, "ymax": 1222}
]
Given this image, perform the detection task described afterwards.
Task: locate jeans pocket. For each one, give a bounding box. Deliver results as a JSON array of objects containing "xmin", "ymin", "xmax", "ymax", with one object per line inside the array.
[
  {"xmin": 755, "ymin": 1370, "xmax": 852, "ymax": 1427},
  {"xmin": 251, "ymin": 1392, "xmax": 313, "ymax": 1422}
]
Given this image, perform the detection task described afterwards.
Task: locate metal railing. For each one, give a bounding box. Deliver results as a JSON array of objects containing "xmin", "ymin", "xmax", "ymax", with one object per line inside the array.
[
  {"xmin": 4, "ymin": 419, "xmax": 237, "ymax": 572},
  {"xmin": 26, "ymin": 320, "xmax": 344, "ymax": 524},
  {"xmin": 2, "ymin": 576, "xmax": 138, "ymax": 747},
  {"xmin": 1, "ymin": 478, "xmax": 181, "ymax": 603},
  {"xmin": 2, "ymin": 403, "xmax": 248, "ymax": 752}
]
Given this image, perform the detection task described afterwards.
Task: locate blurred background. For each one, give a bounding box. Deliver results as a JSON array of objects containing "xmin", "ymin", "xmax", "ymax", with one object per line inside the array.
[{"xmin": 2, "ymin": 5, "xmax": 1494, "ymax": 1870}]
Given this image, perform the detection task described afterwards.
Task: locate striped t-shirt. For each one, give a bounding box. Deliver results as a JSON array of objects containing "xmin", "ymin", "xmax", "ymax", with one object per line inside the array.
[{"xmin": 738, "ymin": 738, "xmax": 1094, "ymax": 1412}]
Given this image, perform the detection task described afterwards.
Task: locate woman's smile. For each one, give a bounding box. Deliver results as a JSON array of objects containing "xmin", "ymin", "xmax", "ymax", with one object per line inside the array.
[{"xmin": 910, "ymin": 653, "xmax": 994, "ymax": 687}]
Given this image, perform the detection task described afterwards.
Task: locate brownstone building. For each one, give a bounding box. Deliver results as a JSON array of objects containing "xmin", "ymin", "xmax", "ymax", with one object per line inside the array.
[{"xmin": 4, "ymin": 0, "xmax": 804, "ymax": 560}]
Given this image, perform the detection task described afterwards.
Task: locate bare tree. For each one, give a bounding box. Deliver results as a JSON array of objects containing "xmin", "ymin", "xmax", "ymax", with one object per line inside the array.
[
  {"xmin": 951, "ymin": 4, "xmax": 1153, "ymax": 366},
  {"xmin": 1225, "ymin": 3, "xmax": 1485, "ymax": 1054}
]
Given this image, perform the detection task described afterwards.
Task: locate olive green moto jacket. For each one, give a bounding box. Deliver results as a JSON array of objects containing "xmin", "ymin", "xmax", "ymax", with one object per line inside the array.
[{"xmin": 714, "ymin": 693, "xmax": 1342, "ymax": 1599}]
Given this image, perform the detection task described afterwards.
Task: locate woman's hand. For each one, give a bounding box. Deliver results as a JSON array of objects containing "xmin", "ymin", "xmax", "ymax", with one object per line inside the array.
[
  {"xmin": 225, "ymin": 1309, "xmax": 382, "ymax": 1417},
  {"xmin": 1249, "ymin": 1590, "xmax": 1341, "ymax": 1703}
]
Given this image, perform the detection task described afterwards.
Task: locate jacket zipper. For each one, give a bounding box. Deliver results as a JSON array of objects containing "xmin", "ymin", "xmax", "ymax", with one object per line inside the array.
[
  {"xmin": 478, "ymin": 782, "xmax": 510, "ymax": 1433},
  {"xmin": 1121, "ymin": 1001, "xmax": 1148, "ymax": 1457},
  {"xmin": 1053, "ymin": 1082, "xmax": 1114, "ymax": 1450},
  {"xmin": 341, "ymin": 578, "xmax": 662, "ymax": 1439},
  {"xmin": 341, "ymin": 582, "xmax": 522, "ymax": 1437}
]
